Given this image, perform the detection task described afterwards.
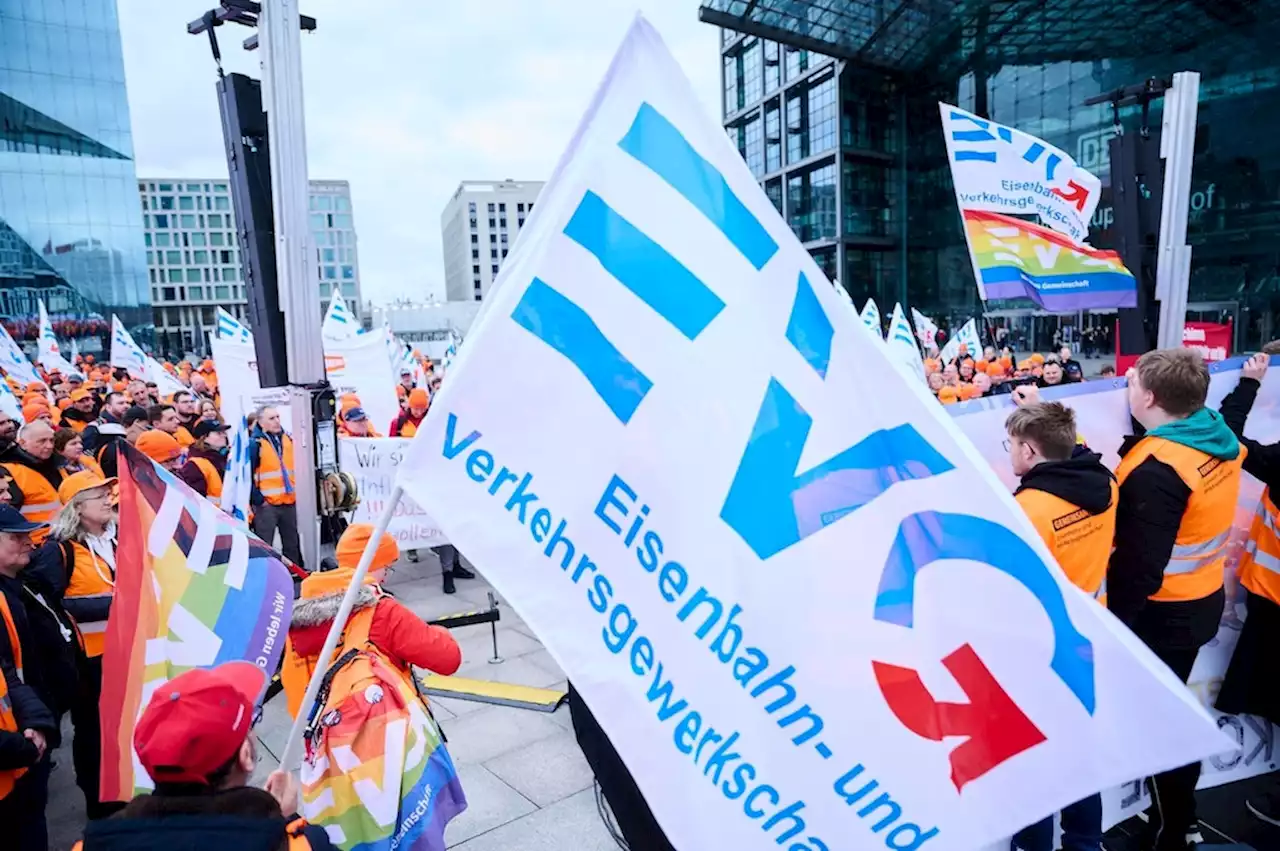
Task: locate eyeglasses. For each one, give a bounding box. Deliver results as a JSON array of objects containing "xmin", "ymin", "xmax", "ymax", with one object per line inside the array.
[{"xmin": 1001, "ymin": 439, "xmax": 1012, "ymax": 452}]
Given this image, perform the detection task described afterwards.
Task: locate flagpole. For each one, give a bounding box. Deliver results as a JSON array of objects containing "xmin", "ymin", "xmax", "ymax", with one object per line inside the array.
[{"xmin": 277, "ymin": 485, "xmax": 404, "ymax": 772}]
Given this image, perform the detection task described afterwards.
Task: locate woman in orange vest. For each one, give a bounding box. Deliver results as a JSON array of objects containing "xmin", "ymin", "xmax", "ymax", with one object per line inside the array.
[
  {"xmin": 178, "ymin": 421, "xmax": 229, "ymax": 506},
  {"xmin": 280, "ymin": 524, "xmax": 461, "ymax": 719},
  {"xmin": 28, "ymin": 470, "xmax": 117, "ymax": 819},
  {"xmin": 53, "ymin": 429, "xmax": 105, "ymax": 478},
  {"xmin": 1215, "ymin": 349, "xmax": 1280, "ymax": 825},
  {"xmin": 389, "ymin": 388, "xmax": 429, "ymax": 437},
  {"xmin": 1110, "ymin": 348, "xmax": 1247, "ymax": 850}
]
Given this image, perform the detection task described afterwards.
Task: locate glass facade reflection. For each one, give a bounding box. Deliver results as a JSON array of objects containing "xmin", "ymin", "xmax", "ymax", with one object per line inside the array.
[
  {"xmin": 0, "ymin": 0, "xmax": 151, "ymax": 356},
  {"xmin": 714, "ymin": 2, "xmax": 1280, "ymax": 351}
]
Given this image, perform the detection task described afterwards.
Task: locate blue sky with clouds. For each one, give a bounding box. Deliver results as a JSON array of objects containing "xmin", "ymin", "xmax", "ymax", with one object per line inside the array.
[{"xmin": 118, "ymin": 1, "xmax": 722, "ymax": 306}]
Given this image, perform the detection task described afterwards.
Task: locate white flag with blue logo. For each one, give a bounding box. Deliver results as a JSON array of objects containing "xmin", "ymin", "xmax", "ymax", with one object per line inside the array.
[
  {"xmin": 859, "ymin": 298, "xmax": 881, "ymax": 335},
  {"xmin": 441, "ymin": 330, "xmax": 461, "ymax": 371},
  {"xmin": 0, "ymin": 324, "xmax": 41, "ymax": 387},
  {"xmin": 322, "ymin": 284, "xmax": 357, "ymax": 341},
  {"xmin": 36, "ymin": 301, "xmax": 82, "ymax": 379},
  {"xmin": 911, "ymin": 308, "xmax": 939, "ymax": 350},
  {"xmin": 940, "ymin": 318, "xmax": 984, "ymax": 364},
  {"xmin": 110, "ymin": 315, "xmax": 149, "ymax": 378},
  {"xmin": 220, "ymin": 414, "xmax": 253, "ymax": 523},
  {"xmin": 886, "ymin": 302, "xmax": 926, "ymax": 383},
  {"xmin": 0, "ymin": 379, "xmax": 20, "ymax": 420},
  {"xmin": 217, "ymin": 306, "xmax": 253, "ymax": 342},
  {"xmin": 394, "ymin": 17, "xmax": 1226, "ymax": 851}
]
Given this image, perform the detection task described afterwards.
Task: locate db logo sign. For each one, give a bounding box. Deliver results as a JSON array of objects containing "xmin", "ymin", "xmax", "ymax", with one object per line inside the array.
[{"xmin": 1077, "ymin": 126, "xmax": 1116, "ymax": 173}]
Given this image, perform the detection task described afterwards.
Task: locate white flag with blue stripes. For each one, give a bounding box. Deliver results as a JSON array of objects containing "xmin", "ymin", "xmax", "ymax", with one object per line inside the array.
[
  {"xmin": 217, "ymin": 306, "xmax": 252, "ymax": 342},
  {"xmin": 322, "ymin": 284, "xmax": 357, "ymax": 341},
  {"xmin": 220, "ymin": 414, "xmax": 254, "ymax": 523},
  {"xmin": 0, "ymin": 323, "xmax": 40, "ymax": 387},
  {"xmin": 36, "ymin": 301, "xmax": 82, "ymax": 378},
  {"xmin": 110, "ymin": 315, "xmax": 149, "ymax": 377},
  {"xmin": 886, "ymin": 302, "xmax": 926, "ymax": 383},
  {"xmin": 441, "ymin": 330, "xmax": 461, "ymax": 371},
  {"xmin": 0, "ymin": 379, "xmax": 20, "ymax": 420},
  {"xmin": 859, "ymin": 298, "xmax": 881, "ymax": 336}
]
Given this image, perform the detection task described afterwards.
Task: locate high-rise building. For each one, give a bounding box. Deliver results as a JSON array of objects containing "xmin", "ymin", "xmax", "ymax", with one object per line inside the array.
[
  {"xmin": 706, "ymin": 1, "xmax": 1280, "ymax": 351},
  {"xmin": 0, "ymin": 0, "xmax": 151, "ymax": 357},
  {"xmin": 140, "ymin": 178, "xmax": 363, "ymax": 356},
  {"xmin": 441, "ymin": 179, "xmax": 543, "ymax": 302}
]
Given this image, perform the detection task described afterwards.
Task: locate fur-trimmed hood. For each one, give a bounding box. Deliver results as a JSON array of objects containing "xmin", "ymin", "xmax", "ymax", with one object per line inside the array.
[{"xmin": 290, "ymin": 584, "xmax": 378, "ymax": 630}]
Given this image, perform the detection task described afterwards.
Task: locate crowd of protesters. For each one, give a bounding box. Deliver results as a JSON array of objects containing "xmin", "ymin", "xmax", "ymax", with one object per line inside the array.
[{"xmin": 923, "ymin": 342, "xmax": 1115, "ymax": 405}]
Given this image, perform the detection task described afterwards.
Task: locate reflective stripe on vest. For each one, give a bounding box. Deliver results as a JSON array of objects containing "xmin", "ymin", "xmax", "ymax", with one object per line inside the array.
[
  {"xmin": 65, "ymin": 542, "xmax": 114, "ymax": 658},
  {"xmin": 1115, "ymin": 435, "xmax": 1246, "ymax": 603},
  {"xmin": 8, "ymin": 464, "xmax": 62, "ymax": 545},
  {"xmin": 0, "ymin": 591, "xmax": 29, "ymax": 799},
  {"xmin": 191, "ymin": 457, "xmax": 223, "ymax": 506},
  {"xmin": 1241, "ymin": 489, "xmax": 1280, "ymax": 605},
  {"xmin": 255, "ymin": 435, "xmax": 296, "ymax": 505}
]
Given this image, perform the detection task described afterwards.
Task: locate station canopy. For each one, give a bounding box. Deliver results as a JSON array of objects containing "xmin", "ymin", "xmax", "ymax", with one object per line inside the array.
[{"xmin": 698, "ymin": 0, "xmax": 1280, "ymax": 76}]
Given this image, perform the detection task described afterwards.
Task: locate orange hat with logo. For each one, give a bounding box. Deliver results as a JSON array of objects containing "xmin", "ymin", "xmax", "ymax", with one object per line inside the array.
[
  {"xmin": 408, "ymin": 388, "xmax": 429, "ymax": 409},
  {"xmin": 137, "ymin": 431, "xmax": 183, "ymax": 463},
  {"xmin": 70, "ymin": 388, "xmax": 91, "ymax": 402},
  {"xmin": 58, "ymin": 471, "xmax": 118, "ymax": 504}
]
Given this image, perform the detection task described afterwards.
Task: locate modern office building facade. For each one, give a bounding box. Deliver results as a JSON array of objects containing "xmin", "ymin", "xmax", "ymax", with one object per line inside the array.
[
  {"xmin": 706, "ymin": 0, "xmax": 1280, "ymax": 351},
  {"xmin": 441, "ymin": 179, "xmax": 543, "ymax": 302},
  {"xmin": 0, "ymin": 0, "xmax": 151, "ymax": 357},
  {"xmin": 140, "ymin": 177, "xmax": 363, "ymax": 356}
]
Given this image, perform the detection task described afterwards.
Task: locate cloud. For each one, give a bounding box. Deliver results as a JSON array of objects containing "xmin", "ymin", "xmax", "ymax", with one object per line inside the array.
[{"xmin": 118, "ymin": 0, "xmax": 722, "ymax": 306}]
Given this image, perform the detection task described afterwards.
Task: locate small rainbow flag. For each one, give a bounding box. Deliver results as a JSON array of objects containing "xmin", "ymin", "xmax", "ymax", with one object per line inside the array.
[
  {"xmin": 963, "ymin": 209, "xmax": 1137, "ymax": 311},
  {"xmin": 100, "ymin": 443, "xmax": 295, "ymax": 800},
  {"xmin": 299, "ymin": 645, "xmax": 465, "ymax": 850}
]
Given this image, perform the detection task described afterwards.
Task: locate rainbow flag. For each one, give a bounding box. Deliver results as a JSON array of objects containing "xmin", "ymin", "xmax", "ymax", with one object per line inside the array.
[
  {"xmin": 963, "ymin": 209, "xmax": 1137, "ymax": 310},
  {"xmin": 100, "ymin": 443, "xmax": 295, "ymax": 800},
  {"xmin": 299, "ymin": 648, "xmax": 465, "ymax": 850}
]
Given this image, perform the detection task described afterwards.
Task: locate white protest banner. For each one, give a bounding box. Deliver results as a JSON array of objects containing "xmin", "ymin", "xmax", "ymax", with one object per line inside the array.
[
  {"xmin": 860, "ymin": 298, "xmax": 881, "ymax": 335},
  {"xmin": 394, "ymin": 17, "xmax": 1227, "ymax": 851},
  {"xmin": 324, "ymin": 331, "xmax": 399, "ymax": 436},
  {"xmin": 209, "ymin": 337, "xmax": 291, "ymax": 432},
  {"xmin": 886, "ymin": 302, "xmax": 926, "ymax": 384},
  {"xmin": 338, "ymin": 438, "xmax": 447, "ymax": 548},
  {"xmin": 37, "ymin": 300, "xmax": 82, "ymax": 378},
  {"xmin": 950, "ymin": 357, "xmax": 1280, "ymax": 828},
  {"xmin": 111, "ymin": 315, "xmax": 149, "ymax": 377},
  {"xmin": 911, "ymin": 308, "xmax": 939, "ymax": 350},
  {"xmin": 0, "ymin": 323, "xmax": 41, "ymax": 386},
  {"xmin": 322, "ymin": 282, "xmax": 359, "ymax": 341},
  {"xmin": 940, "ymin": 103, "xmax": 1101, "ymax": 248}
]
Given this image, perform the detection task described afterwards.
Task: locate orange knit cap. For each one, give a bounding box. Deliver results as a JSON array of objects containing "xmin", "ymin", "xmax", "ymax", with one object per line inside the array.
[
  {"xmin": 923, "ymin": 358, "xmax": 940, "ymax": 374},
  {"xmin": 339, "ymin": 393, "xmax": 361, "ymax": 413},
  {"xmin": 985, "ymin": 362, "xmax": 1006, "ymax": 377},
  {"xmin": 974, "ymin": 359, "xmax": 989, "ymax": 373},
  {"xmin": 137, "ymin": 431, "xmax": 183, "ymax": 463},
  {"xmin": 334, "ymin": 523, "xmax": 400, "ymax": 573},
  {"xmin": 1029, "ymin": 353, "xmax": 1045, "ymax": 365},
  {"xmin": 57, "ymin": 397, "xmax": 72, "ymax": 410},
  {"xmin": 112, "ymin": 381, "xmax": 127, "ymax": 391},
  {"xmin": 408, "ymin": 388, "xmax": 429, "ymax": 409},
  {"xmin": 21, "ymin": 402, "xmax": 49, "ymax": 422},
  {"xmin": 999, "ymin": 356, "xmax": 1013, "ymax": 370},
  {"xmin": 958, "ymin": 384, "xmax": 980, "ymax": 401},
  {"xmin": 937, "ymin": 386, "xmax": 959, "ymax": 405}
]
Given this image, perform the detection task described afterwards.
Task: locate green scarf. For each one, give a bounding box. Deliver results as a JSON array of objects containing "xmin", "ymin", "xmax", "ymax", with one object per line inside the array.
[{"xmin": 1147, "ymin": 407, "xmax": 1241, "ymax": 461}]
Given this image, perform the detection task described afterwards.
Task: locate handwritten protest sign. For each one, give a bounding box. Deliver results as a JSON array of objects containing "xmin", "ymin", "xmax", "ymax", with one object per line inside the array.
[
  {"xmin": 339, "ymin": 438, "xmax": 448, "ymax": 549},
  {"xmin": 396, "ymin": 17, "xmax": 1227, "ymax": 850}
]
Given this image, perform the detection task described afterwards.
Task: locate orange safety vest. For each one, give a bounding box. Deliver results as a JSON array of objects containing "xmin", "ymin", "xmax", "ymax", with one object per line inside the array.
[
  {"xmin": 1115, "ymin": 435, "xmax": 1247, "ymax": 603},
  {"xmin": 254, "ymin": 434, "xmax": 296, "ymax": 506},
  {"xmin": 1239, "ymin": 488, "xmax": 1280, "ymax": 606},
  {"xmin": 1016, "ymin": 478, "xmax": 1118, "ymax": 598},
  {"xmin": 190, "ymin": 457, "xmax": 223, "ymax": 506},
  {"xmin": 76, "ymin": 455, "xmax": 105, "ymax": 479},
  {"xmin": 65, "ymin": 419, "xmax": 88, "ymax": 434},
  {"xmin": 64, "ymin": 540, "xmax": 114, "ymax": 658},
  {"xmin": 0, "ymin": 593, "xmax": 28, "ymax": 799},
  {"xmin": 8, "ymin": 464, "xmax": 62, "ymax": 545},
  {"xmin": 174, "ymin": 426, "xmax": 195, "ymax": 448}
]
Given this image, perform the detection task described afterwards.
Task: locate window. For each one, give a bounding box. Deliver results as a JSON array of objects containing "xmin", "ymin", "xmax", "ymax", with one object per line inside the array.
[
  {"xmin": 764, "ymin": 41, "xmax": 781, "ymax": 93},
  {"xmin": 310, "ymin": 214, "xmax": 326, "ymax": 230},
  {"xmin": 723, "ymin": 53, "xmax": 740, "ymax": 115},
  {"xmin": 487, "ymin": 203, "xmax": 495, "ymax": 214},
  {"xmin": 158, "ymin": 183, "xmax": 173, "ymax": 191},
  {"xmin": 472, "ymin": 264, "xmax": 480, "ymax": 275},
  {"xmin": 210, "ymin": 232, "xmax": 224, "ymax": 246},
  {"xmin": 842, "ymin": 159, "xmax": 889, "ymax": 237},
  {"xmin": 807, "ymin": 74, "xmax": 838, "ymax": 156},
  {"xmin": 190, "ymin": 232, "xmax": 206, "ymax": 247},
  {"xmin": 222, "ymin": 268, "xmax": 237, "ymax": 281},
  {"xmin": 214, "ymin": 196, "xmax": 230, "ymax": 211},
  {"xmin": 154, "ymin": 214, "xmax": 168, "ymax": 228},
  {"xmin": 468, "ymin": 202, "xmax": 477, "ymax": 215},
  {"xmin": 186, "ymin": 269, "xmax": 202, "ymax": 283},
  {"xmin": 323, "ymin": 266, "xmax": 337, "ymax": 279},
  {"xmin": 166, "ymin": 250, "xmax": 181, "ymax": 264},
  {"xmin": 786, "ymin": 161, "xmax": 838, "ymax": 243},
  {"xmin": 786, "ymin": 90, "xmax": 806, "ymax": 163},
  {"xmin": 741, "ymin": 39, "xmax": 762, "ymax": 105},
  {"xmin": 208, "ymin": 214, "xmax": 223, "ymax": 227},
  {"xmin": 214, "ymin": 183, "xmax": 228, "ymax": 192},
  {"xmin": 179, "ymin": 196, "xmax": 194, "ymax": 210},
  {"xmin": 219, "ymin": 250, "xmax": 233, "ymax": 263},
  {"xmin": 491, "ymin": 264, "xmax": 499, "ymax": 275},
  {"xmin": 145, "ymin": 250, "xmax": 154, "ymax": 264},
  {"xmin": 189, "ymin": 286, "xmax": 203, "ymax": 299},
  {"xmin": 490, "ymin": 249, "xmax": 498, "ymax": 260},
  {"xmin": 784, "ymin": 47, "xmax": 809, "ymax": 81},
  {"xmin": 742, "ymin": 113, "xmax": 764, "ymax": 177},
  {"xmin": 313, "ymin": 195, "xmax": 332, "ymax": 211},
  {"xmin": 203, "ymin": 269, "xmax": 211, "ymax": 282},
  {"xmin": 471, "ymin": 248, "xmax": 479, "ymax": 260},
  {"xmin": 765, "ymin": 103, "xmax": 781, "ymax": 172},
  {"xmin": 160, "ymin": 196, "xmax": 174, "ymax": 210},
  {"xmin": 144, "ymin": 233, "xmax": 152, "ymax": 247},
  {"xmin": 166, "ymin": 270, "xmax": 181, "ymax": 284},
  {"xmin": 163, "ymin": 286, "xmax": 177, "ymax": 300},
  {"xmin": 215, "ymin": 286, "xmax": 231, "ymax": 299},
  {"xmin": 489, "ymin": 234, "xmax": 497, "ymax": 244},
  {"xmin": 193, "ymin": 250, "xmax": 208, "ymax": 263},
  {"xmin": 186, "ymin": 183, "xmax": 202, "ymax": 191},
  {"xmin": 518, "ymin": 203, "xmax": 525, "ymax": 214},
  {"xmin": 183, "ymin": 251, "xmax": 192, "ymax": 264},
  {"xmin": 342, "ymin": 265, "xmax": 354, "ymax": 279},
  {"xmin": 765, "ymin": 178, "xmax": 783, "ymax": 215},
  {"xmin": 470, "ymin": 234, "xmax": 478, "ymax": 244},
  {"xmin": 323, "ymin": 248, "xmax": 336, "ymax": 262},
  {"xmin": 333, "ymin": 214, "xmax": 353, "ymax": 229},
  {"xmin": 499, "ymin": 218, "xmax": 507, "ymax": 229},
  {"xmin": 155, "ymin": 233, "xmax": 170, "ymax": 247},
  {"xmin": 488, "ymin": 218, "xmax": 496, "ymax": 228}
]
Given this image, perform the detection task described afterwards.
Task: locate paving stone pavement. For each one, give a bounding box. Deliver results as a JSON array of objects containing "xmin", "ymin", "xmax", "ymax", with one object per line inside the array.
[{"xmin": 45, "ymin": 551, "xmax": 620, "ymax": 850}]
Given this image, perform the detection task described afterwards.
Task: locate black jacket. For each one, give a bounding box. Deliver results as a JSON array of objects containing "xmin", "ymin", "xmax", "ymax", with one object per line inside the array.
[
  {"xmin": 82, "ymin": 413, "xmax": 125, "ymax": 456},
  {"xmin": 0, "ymin": 574, "xmax": 57, "ymax": 769},
  {"xmin": 1015, "ymin": 450, "xmax": 1116, "ymax": 513},
  {"xmin": 1107, "ymin": 419, "xmax": 1224, "ymax": 649},
  {"xmin": 1220, "ymin": 377, "xmax": 1280, "ymax": 492},
  {"xmin": 61, "ymin": 406, "xmax": 97, "ymax": 432},
  {"xmin": 16, "ymin": 549, "xmax": 85, "ymax": 731},
  {"xmin": 0, "ymin": 444, "xmax": 65, "ymax": 510}
]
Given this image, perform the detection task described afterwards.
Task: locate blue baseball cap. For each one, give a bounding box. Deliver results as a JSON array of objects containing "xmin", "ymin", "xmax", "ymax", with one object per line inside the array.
[
  {"xmin": 0, "ymin": 505, "xmax": 46, "ymax": 534},
  {"xmin": 344, "ymin": 407, "xmax": 368, "ymax": 422}
]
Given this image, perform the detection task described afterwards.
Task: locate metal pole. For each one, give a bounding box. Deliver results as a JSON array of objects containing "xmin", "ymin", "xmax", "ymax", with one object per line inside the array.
[
  {"xmin": 1155, "ymin": 71, "xmax": 1200, "ymax": 350},
  {"xmin": 260, "ymin": 0, "xmax": 323, "ymax": 571},
  {"xmin": 278, "ymin": 486, "xmax": 405, "ymax": 771}
]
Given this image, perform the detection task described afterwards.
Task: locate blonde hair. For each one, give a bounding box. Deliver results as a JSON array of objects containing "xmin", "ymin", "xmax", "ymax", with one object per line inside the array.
[{"xmin": 49, "ymin": 487, "xmax": 112, "ymax": 542}]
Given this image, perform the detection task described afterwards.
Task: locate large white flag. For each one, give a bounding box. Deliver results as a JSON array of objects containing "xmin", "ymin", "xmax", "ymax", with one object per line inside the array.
[
  {"xmin": 394, "ymin": 17, "xmax": 1226, "ymax": 851},
  {"xmin": 36, "ymin": 301, "xmax": 82, "ymax": 378},
  {"xmin": 110, "ymin": 315, "xmax": 149, "ymax": 377},
  {"xmin": 146, "ymin": 356, "xmax": 186, "ymax": 399},
  {"xmin": 0, "ymin": 324, "xmax": 41, "ymax": 387},
  {"xmin": 940, "ymin": 318, "xmax": 983, "ymax": 364},
  {"xmin": 217, "ymin": 306, "xmax": 252, "ymax": 342},
  {"xmin": 886, "ymin": 302, "xmax": 926, "ymax": 383},
  {"xmin": 324, "ymin": 331, "xmax": 400, "ymax": 436},
  {"xmin": 859, "ymin": 298, "xmax": 881, "ymax": 335},
  {"xmin": 911, "ymin": 308, "xmax": 939, "ymax": 350},
  {"xmin": 0, "ymin": 380, "xmax": 20, "ymax": 420},
  {"xmin": 940, "ymin": 103, "xmax": 1101, "ymax": 246},
  {"xmin": 321, "ymin": 283, "xmax": 358, "ymax": 341}
]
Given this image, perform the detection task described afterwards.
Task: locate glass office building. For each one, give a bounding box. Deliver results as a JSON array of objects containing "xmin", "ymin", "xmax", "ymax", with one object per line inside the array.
[
  {"xmin": 0, "ymin": 0, "xmax": 151, "ymax": 356},
  {"xmin": 707, "ymin": 0, "xmax": 1280, "ymax": 351}
]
